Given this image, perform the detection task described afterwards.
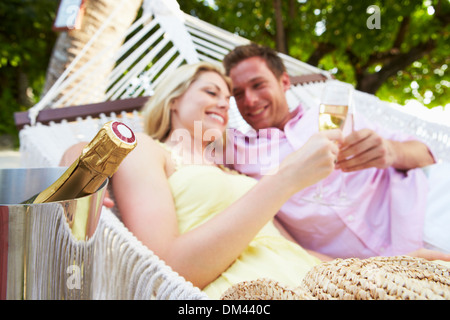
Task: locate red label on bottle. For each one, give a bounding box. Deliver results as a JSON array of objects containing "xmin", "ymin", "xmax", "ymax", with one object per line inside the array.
[{"xmin": 111, "ymin": 121, "xmax": 136, "ymax": 144}]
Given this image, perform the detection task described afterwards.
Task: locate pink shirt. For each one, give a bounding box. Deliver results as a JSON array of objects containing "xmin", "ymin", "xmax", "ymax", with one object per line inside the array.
[{"xmin": 226, "ymin": 105, "xmax": 429, "ymax": 259}]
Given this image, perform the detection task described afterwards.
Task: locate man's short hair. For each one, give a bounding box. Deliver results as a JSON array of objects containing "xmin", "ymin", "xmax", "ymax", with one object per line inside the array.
[{"xmin": 223, "ymin": 43, "xmax": 286, "ymax": 79}]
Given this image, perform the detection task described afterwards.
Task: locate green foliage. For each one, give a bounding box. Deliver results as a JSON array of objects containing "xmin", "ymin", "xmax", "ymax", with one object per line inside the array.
[
  {"xmin": 0, "ymin": 0, "xmax": 58, "ymax": 146},
  {"xmin": 178, "ymin": 0, "xmax": 449, "ymax": 109},
  {"xmin": 1, "ymin": 0, "xmax": 447, "ymax": 149}
]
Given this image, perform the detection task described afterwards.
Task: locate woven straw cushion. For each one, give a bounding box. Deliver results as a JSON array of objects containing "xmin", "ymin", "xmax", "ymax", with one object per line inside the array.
[{"xmin": 221, "ymin": 256, "xmax": 450, "ymax": 300}]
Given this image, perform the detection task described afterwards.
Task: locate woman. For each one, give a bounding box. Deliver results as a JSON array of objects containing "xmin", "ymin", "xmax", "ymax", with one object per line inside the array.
[{"xmin": 110, "ymin": 62, "xmax": 343, "ymax": 299}]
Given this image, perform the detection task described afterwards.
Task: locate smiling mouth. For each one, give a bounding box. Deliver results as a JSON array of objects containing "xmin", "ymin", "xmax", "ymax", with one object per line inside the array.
[
  {"xmin": 206, "ymin": 112, "xmax": 226, "ymax": 124},
  {"xmin": 247, "ymin": 106, "xmax": 267, "ymax": 117}
]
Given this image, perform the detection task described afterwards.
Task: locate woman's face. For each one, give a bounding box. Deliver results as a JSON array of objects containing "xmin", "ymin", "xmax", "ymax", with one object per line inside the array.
[{"xmin": 171, "ymin": 71, "xmax": 231, "ymax": 142}]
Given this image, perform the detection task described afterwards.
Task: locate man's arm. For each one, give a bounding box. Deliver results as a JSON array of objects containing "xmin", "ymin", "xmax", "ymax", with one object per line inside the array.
[
  {"xmin": 387, "ymin": 139, "xmax": 435, "ymax": 170},
  {"xmin": 336, "ymin": 129, "xmax": 435, "ymax": 172}
]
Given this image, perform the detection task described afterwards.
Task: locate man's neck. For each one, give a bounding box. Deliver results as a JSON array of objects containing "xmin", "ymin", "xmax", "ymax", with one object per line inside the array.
[{"xmin": 274, "ymin": 107, "xmax": 301, "ymax": 131}]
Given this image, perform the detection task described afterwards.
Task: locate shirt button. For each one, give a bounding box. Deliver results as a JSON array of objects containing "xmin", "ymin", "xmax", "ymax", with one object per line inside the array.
[{"xmin": 347, "ymin": 215, "xmax": 354, "ymax": 222}]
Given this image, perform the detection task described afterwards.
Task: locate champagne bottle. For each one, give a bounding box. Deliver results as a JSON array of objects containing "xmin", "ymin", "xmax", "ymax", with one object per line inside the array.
[{"xmin": 23, "ymin": 120, "xmax": 137, "ymax": 204}]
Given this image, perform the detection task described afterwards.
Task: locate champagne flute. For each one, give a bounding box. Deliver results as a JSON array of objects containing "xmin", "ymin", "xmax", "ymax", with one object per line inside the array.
[
  {"xmin": 315, "ymin": 81, "xmax": 352, "ymax": 202},
  {"xmin": 338, "ymin": 87, "xmax": 355, "ymax": 202}
]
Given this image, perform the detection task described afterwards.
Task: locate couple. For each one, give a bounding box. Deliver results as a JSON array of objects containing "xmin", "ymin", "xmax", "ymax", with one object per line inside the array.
[{"xmin": 62, "ymin": 44, "xmax": 450, "ymax": 299}]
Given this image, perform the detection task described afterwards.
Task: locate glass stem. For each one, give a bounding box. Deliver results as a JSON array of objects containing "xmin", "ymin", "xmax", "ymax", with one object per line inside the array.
[
  {"xmin": 316, "ymin": 181, "xmax": 324, "ymax": 200},
  {"xmin": 339, "ymin": 171, "xmax": 347, "ymax": 200}
]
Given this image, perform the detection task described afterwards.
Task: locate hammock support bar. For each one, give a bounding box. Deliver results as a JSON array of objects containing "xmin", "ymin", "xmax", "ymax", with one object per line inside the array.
[{"xmin": 14, "ymin": 74, "xmax": 327, "ymax": 130}]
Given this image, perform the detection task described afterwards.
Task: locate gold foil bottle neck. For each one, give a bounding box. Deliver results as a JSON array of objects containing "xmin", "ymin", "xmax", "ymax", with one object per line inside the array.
[
  {"xmin": 30, "ymin": 120, "xmax": 137, "ymax": 204},
  {"xmin": 81, "ymin": 121, "xmax": 137, "ymax": 177}
]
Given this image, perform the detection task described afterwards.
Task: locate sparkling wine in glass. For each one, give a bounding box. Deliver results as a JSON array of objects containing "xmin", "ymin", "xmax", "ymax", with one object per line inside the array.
[
  {"xmin": 315, "ymin": 82, "xmax": 352, "ymax": 202},
  {"xmin": 319, "ymin": 104, "xmax": 348, "ymax": 131}
]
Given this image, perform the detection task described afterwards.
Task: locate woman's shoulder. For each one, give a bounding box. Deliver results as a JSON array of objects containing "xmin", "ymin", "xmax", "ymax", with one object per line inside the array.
[
  {"xmin": 124, "ymin": 132, "xmax": 167, "ymax": 166},
  {"xmin": 134, "ymin": 132, "xmax": 164, "ymax": 151},
  {"xmin": 134, "ymin": 132, "xmax": 157, "ymax": 145}
]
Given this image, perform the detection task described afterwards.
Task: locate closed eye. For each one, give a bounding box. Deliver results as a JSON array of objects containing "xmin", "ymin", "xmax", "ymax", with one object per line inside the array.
[
  {"xmin": 233, "ymin": 90, "xmax": 243, "ymax": 99},
  {"xmin": 253, "ymin": 81, "xmax": 266, "ymax": 89}
]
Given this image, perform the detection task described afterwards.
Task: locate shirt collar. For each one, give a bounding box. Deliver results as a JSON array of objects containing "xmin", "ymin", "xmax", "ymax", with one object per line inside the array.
[
  {"xmin": 232, "ymin": 104, "xmax": 304, "ymax": 138},
  {"xmin": 285, "ymin": 104, "xmax": 305, "ymax": 128}
]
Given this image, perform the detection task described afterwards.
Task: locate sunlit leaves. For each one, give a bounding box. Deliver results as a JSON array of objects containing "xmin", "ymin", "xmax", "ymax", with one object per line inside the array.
[{"xmin": 178, "ymin": 0, "xmax": 448, "ymax": 108}]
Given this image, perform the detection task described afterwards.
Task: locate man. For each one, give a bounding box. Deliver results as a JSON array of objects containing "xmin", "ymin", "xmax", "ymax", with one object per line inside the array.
[{"xmin": 222, "ymin": 43, "xmax": 449, "ymax": 260}]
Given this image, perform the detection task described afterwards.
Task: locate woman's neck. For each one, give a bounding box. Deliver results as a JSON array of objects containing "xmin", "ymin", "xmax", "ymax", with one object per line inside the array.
[{"xmin": 164, "ymin": 134, "xmax": 215, "ymax": 166}]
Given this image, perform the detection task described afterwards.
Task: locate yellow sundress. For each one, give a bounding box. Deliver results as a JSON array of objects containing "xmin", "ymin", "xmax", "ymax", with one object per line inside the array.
[{"xmin": 161, "ymin": 143, "xmax": 321, "ymax": 299}]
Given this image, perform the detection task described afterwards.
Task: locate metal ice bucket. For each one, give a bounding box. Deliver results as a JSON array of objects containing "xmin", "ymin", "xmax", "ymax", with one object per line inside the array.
[{"xmin": 0, "ymin": 167, "xmax": 107, "ymax": 300}]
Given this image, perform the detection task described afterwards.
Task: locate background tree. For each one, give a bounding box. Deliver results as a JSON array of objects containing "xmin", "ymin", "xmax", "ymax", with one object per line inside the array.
[
  {"xmin": 1, "ymin": 0, "xmax": 448, "ymax": 148},
  {"xmin": 0, "ymin": 0, "xmax": 58, "ymax": 147},
  {"xmin": 179, "ymin": 0, "xmax": 449, "ymax": 108},
  {"xmin": 43, "ymin": 0, "xmax": 143, "ymax": 103},
  {"xmin": 0, "ymin": 0, "xmax": 142, "ymax": 147}
]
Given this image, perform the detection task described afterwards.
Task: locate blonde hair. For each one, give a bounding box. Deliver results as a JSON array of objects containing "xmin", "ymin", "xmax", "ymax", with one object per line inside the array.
[{"xmin": 142, "ymin": 62, "xmax": 232, "ymax": 141}]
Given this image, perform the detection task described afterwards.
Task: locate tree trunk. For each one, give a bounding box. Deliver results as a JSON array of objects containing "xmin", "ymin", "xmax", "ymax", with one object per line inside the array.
[
  {"xmin": 17, "ymin": 69, "xmax": 34, "ymax": 108},
  {"xmin": 273, "ymin": 0, "xmax": 287, "ymax": 53},
  {"xmin": 356, "ymin": 39, "xmax": 436, "ymax": 94},
  {"xmin": 43, "ymin": 0, "xmax": 143, "ymax": 107},
  {"xmin": 307, "ymin": 42, "xmax": 336, "ymax": 67}
]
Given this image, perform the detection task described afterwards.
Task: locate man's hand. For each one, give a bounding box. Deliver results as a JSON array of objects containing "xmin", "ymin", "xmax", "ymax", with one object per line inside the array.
[
  {"xmin": 336, "ymin": 129, "xmax": 435, "ymax": 172},
  {"xmin": 335, "ymin": 129, "xmax": 395, "ymax": 172}
]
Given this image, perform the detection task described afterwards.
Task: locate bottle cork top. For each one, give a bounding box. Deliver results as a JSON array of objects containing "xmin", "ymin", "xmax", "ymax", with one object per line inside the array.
[{"xmin": 110, "ymin": 121, "xmax": 136, "ymax": 145}]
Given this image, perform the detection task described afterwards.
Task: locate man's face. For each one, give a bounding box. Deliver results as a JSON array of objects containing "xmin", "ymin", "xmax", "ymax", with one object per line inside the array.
[{"xmin": 229, "ymin": 56, "xmax": 291, "ymax": 130}]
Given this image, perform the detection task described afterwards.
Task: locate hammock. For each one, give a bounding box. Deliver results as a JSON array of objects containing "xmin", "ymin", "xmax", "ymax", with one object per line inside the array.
[{"xmin": 13, "ymin": 0, "xmax": 450, "ymax": 300}]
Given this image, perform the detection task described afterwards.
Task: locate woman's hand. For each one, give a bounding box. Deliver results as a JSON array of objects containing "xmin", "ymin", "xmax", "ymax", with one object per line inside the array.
[{"xmin": 279, "ymin": 129, "xmax": 343, "ymax": 193}]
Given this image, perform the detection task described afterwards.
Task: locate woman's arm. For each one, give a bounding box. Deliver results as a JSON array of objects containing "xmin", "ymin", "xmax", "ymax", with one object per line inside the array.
[
  {"xmin": 113, "ymin": 131, "xmax": 342, "ymax": 289},
  {"xmin": 59, "ymin": 142, "xmax": 87, "ymax": 166}
]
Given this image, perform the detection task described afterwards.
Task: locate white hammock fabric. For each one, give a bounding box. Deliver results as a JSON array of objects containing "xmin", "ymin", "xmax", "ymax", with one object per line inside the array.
[
  {"xmin": 93, "ymin": 207, "xmax": 208, "ymax": 300},
  {"xmin": 17, "ymin": 0, "xmax": 450, "ymax": 301}
]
